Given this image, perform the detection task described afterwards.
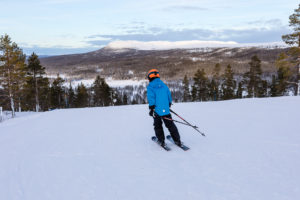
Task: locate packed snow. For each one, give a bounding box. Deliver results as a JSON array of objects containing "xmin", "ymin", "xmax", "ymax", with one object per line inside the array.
[
  {"xmin": 0, "ymin": 111, "xmax": 34, "ymax": 123},
  {"xmin": 0, "ymin": 96, "xmax": 300, "ymax": 200}
]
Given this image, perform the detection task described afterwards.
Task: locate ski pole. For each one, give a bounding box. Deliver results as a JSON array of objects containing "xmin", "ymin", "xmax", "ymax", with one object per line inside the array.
[
  {"xmin": 162, "ymin": 116, "xmax": 198, "ymax": 128},
  {"xmin": 170, "ymin": 109, "xmax": 206, "ymax": 136},
  {"xmin": 153, "ymin": 114, "xmax": 198, "ymax": 129}
]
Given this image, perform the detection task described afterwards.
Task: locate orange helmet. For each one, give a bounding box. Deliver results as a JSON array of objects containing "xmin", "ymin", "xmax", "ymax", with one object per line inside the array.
[{"xmin": 147, "ymin": 69, "xmax": 160, "ymax": 80}]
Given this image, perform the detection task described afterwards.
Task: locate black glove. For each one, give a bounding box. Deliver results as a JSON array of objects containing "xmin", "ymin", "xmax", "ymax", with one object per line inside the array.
[
  {"xmin": 149, "ymin": 105, "xmax": 155, "ymax": 117},
  {"xmin": 169, "ymin": 103, "xmax": 172, "ymax": 108}
]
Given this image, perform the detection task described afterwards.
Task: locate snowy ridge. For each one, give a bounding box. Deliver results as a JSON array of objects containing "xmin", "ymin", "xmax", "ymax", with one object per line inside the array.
[
  {"xmin": 106, "ymin": 40, "xmax": 287, "ymax": 50},
  {"xmin": 0, "ymin": 97, "xmax": 300, "ymax": 200}
]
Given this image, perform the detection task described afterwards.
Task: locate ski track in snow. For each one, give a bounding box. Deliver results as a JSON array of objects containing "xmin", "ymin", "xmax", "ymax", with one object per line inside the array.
[{"xmin": 0, "ymin": 96, "xmax": 300, "ymax": 200}]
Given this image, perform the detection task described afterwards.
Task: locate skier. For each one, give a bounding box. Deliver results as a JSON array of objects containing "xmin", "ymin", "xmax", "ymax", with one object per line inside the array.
[{"xmin": 147, "ymin": 69, "xmax": 182, "ymax": 147}]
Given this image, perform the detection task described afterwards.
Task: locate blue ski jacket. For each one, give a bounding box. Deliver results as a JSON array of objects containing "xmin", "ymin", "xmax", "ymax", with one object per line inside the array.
[{"xmin": 147, "ymin": 78, "xmax": 172, "ymax": 116}]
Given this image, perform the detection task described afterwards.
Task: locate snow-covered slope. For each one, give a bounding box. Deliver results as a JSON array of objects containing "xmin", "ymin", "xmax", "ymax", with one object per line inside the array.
[
  {"xmin": 106, "ymin": 40, "xmax": 287, "ymax": 50},
  {"xmin": 1, "ymin": 97, "xmax": 300, "ymax": 200}
]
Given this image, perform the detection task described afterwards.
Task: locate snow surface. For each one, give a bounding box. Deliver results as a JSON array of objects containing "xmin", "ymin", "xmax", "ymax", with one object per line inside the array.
[
  {"xmin": 0, "ymin": 96, "xmax": 300, "ymax": 200},
  {"xmin": 62, "ymin": 78, "xmax": 147, "ymax": 88},
  {"xmin": 0, "ymin": 111, "xmax": 34, "ymax": 123},
  {"xmin": 106, "ymin": 40, "xmax": 238, "ymax": 50}
]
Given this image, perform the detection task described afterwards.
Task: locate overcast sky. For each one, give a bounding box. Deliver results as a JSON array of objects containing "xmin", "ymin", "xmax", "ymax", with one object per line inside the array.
[{"xmin": 1, "ymin": 0, "xmax": 299, "ymax": 55}]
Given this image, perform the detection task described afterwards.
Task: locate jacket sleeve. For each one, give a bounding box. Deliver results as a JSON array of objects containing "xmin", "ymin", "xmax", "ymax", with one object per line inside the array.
[{"xmin": 147, "ymin": 86, "xmax": 156, "ymax": 107}]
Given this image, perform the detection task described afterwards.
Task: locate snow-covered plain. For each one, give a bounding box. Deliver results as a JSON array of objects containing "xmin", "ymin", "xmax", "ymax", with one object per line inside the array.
[
  {"xmin": 61, "ymin": 78, "xmax": 147, "ymax": 88},
  {"xmin": 0, "ymin": 96, "xmax": 300, "ymax": 200}
]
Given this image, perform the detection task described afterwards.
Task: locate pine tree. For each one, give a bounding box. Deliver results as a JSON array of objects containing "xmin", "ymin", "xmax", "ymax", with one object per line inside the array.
[
  {"xmin": 275, "ymin": 53, "xmax": 292, "ymax": 96},
  {"xmin": 23, "ymin": 76, "xmax": 50, "ymax": 111},
  {"xmin": 261, "ymin": 80, "xmax": 268, "ymax": 97},
  {"xmin": 270, "ymin": 75, "xmax": 278, "ymax": 97},
  {"xmin": 87, "ymin": 86, "xmax": 93, "ymax": 107},
  {"xmin": 92, "ymin": 75, "xmax": 103, "ymax": 106},
  {"xmin": 67, "ymin": 83, "xmax": 75, "ymax": 108},
  {"xmin": 50, "ymin": 74, "xmax": 65, "ymax": 109},
  {"xmin": 213, "ymin": 63, "xmax": 221, "ymax": 98},
  {"xmin": 191, "ymin": 85, "xmax": 197, "ymax": 102},
  {"xmin": 74, "ymin": 83, "xmax": 88, "ymax": 107},
  {"xmin": 281, "ymin": 4, "xmax": 300, "ymax": 95},
  {"xmin": 92, "ymin": 75, "xmax": 112, "ymax": 107},
  {"xmin": 192, "ymin": 69, "xmax": 208, "ymax": 101},
  {"xmin": 236, "ymin": 82, "xmax": 243, "ymax": 99},
  {"xmin": 221, "ymin": 64, "xmax": 235, "ymax": 100},
  {"xmin": 122, "ymin": 94, "xmax": 128, "ymax": 105},
  {"xmin": 111, "ymin": 89, "xmax": 121, "ymax": 106},
  {"xmin": 182, "ymin": 75, "xmax": 191, "ymax": 102},
  {"xmin": 0, "ymin": 34, "xmax": 26, "ymax": 117},
  {"xmin": 38, "ymin": 78, "xmax": 50, "ymax": 111},
  {"xmin": 282, "ymin": 4, "xmax": 300, "ymax": 47},
  {"xmin": 209, "ymin": 63, "xmax": 221, "ymax": 101},
  {"xmin": 25, "ymin": 52, "xmax": 47, "ymax": 112},
  {"xmin": 243, "ymin": 55, "xmax": 264, "ymax": 97},
  {"xmin": 209, "ymin": 79, "xmax": 217, "ymax": 101}
]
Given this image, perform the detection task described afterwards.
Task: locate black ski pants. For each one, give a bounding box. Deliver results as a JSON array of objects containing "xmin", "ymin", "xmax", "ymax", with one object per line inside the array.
[{"xmin": 153, "ymin": 114, "xmax": 181, "ymax": 143}]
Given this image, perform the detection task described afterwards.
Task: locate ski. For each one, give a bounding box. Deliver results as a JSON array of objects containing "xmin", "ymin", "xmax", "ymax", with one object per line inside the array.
[
  {"xmin": 151, "ymin": 136, "xmax": 171, "ymax": 151},
  {"xmin": 166, "ymin": 135, "xmax": 190, "ymax": 151}
]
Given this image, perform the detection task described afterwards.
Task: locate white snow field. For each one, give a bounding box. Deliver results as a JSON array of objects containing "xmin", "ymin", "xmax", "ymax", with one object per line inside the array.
[{"xmin": 0, "ymin": 96, "xmax": 300, "ymax": 200}]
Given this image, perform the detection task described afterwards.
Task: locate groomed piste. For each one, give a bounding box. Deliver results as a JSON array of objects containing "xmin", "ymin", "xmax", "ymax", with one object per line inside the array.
[{"xmin": 0, "ymin": 96, "xmax": 299, "ymax": 200}]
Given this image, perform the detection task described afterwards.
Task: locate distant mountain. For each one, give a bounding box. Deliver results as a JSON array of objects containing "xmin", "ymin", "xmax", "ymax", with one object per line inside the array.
[
  {"xmin": 26, "ymin": 55, "xmax": 52, "ymax": 60},
  {"xmin": 40, "ymin": 46, "xmax": 288, "ymax": 80},
  {"xmin": 38, "ymin": 55, "xmax": 52, "ymax": 58}
]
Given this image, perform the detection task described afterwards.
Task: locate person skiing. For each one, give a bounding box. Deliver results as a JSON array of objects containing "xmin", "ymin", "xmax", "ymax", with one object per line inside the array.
[{"xmin": 147, "ymin": 69, "xmax": 182, "ymax": 147}]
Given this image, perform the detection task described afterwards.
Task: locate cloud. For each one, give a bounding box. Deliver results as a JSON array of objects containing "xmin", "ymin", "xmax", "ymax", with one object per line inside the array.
[
  {"xmin": 85, "ymin": 40, "xmax": 112, "ymax": 46},
  {"xmin": 219, "ymin": 28, "xmax": 284, "ymax": 43},
  {"xmin": 88, "ymin": 23, "xmax": 290, "ymax": 45},
  {"xmin": 88, "ymin": 28, "xmax": 214, "ymax": 44},
  {"xmin": 246, "ymin": 19, "xmax": 284, "ymax": 28}
]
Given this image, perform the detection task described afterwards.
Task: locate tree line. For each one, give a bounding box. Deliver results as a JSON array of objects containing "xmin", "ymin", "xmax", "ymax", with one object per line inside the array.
[
  {"xmin": 0, "ymin": 34, "xmax": 130, "ymax": 117},
  {"xmin": 180, "ymin": 53, "xmax": 299, "ymax": 103},
  {"xmin": 0, "ymin": 34, "xmax": 299, "ymax": 117}
]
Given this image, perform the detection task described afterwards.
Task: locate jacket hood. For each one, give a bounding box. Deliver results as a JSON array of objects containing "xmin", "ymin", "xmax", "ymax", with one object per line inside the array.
[{"xmin": 149, "ymin": 78, "xmax": 163, "ymax": 88}]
